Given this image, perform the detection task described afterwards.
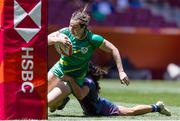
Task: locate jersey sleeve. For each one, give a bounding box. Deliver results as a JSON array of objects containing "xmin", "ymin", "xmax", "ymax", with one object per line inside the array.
[{"xmin": 90, "ymin": 34, "xmax": 104, "ymax": 48}]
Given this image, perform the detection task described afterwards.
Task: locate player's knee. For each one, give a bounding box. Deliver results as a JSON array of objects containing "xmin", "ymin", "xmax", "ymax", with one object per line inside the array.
[{"xmin": 48, "ymin": 71, "xmax": 53, "ymax": 81}]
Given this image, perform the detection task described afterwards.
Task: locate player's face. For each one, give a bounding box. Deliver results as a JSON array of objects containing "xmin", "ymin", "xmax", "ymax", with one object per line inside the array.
[{"xmin": 69, "ymin": 20, "xmax": 84, "ymax": 39}]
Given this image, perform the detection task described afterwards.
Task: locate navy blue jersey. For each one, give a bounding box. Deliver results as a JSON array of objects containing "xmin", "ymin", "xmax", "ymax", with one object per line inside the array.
[{"xmin": 78, "ymin": 78, "xmax": 120, "ymax": 116}]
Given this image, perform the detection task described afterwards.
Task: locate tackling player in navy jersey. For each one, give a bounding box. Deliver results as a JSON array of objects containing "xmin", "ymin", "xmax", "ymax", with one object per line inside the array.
[{"xmin": 62, "ymin": 62, "xmax": 171, "ymax": 116}]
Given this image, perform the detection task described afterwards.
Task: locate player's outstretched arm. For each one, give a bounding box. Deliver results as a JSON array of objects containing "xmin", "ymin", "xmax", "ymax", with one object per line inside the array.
[
  {"xmin": 61, "ymin": 75, "xmax": 89, "ymax": 100},
  {"xmin": 99, "ymin": 39, "xmax": 129, "ymax": 86}
]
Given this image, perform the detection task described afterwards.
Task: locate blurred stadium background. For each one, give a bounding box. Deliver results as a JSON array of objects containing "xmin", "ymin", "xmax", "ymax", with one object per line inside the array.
[{"xmin": 48, "ymin": 0, "xmax": 180, "ymax": 80}]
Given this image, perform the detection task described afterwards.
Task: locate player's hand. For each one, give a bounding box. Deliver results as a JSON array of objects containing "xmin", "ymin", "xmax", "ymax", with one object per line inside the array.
[
  {"xmin": 119, "ymin": 71, "xmax": 129, "ymax": 86},
  {"xmin": 55, "ymin": 33, "xmax": 72, "ymax": 48},
  {"xmin": 60, "ymin": 36, "xmax": 72, "ymax": 49}
]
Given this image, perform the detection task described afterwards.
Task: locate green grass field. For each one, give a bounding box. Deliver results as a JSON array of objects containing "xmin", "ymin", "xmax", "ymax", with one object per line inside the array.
[{"xmin": 48, "ymin": 80, "xmax": 180, "ymax": 120}]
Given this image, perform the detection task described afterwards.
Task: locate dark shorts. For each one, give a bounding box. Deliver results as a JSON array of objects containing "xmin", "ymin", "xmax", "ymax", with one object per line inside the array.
[
  {"xmin": 81, "ymin": 78, "xmax": 120, "ymax": 116},
  {"xmin": 96, "ymin": 97, "xmax": 120, "ymax": 116}
]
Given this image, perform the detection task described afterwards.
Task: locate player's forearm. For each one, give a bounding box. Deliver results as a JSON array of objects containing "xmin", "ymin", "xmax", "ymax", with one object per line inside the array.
[
  {"xmin": 48, "ymin": 32, "xmax": 60, "ymax": 45},
  {"xmin": 61, "ymin": 75, "xmax": 88, "ymax": 99},
  {"xmin": 48, "ymin": 36, "xmax": 56, "ymax": 45},
  {"xmin": 100, "ymin": 40, "xmax": 124, "ymax": 73},
  {"xmin": 48, "ymin": 31, "xmax": 63, "ymax": 45},
  {"xmin": 110, "ymin": 44, "xmax": 129, "ymax": 85},
  {"xmin": 112, "ymin": 47, "xmax": 124, "ymax": 73},
  {"xmin": 68, "ymin": 79, "xmax": 89, "ymax": 100}
]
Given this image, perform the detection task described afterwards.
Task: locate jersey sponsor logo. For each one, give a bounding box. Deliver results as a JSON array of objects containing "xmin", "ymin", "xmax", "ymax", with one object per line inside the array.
[
  {"xmin": 81, "ymin": 47, "xmax": 88, "ymax": 54},
  {"xmin": 14, "ymin": 0, "xmax": 41, "ymax": 43}
]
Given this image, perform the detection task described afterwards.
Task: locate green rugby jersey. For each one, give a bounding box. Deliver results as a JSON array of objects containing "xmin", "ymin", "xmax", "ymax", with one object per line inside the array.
[{"xmin": 58, "ymin": 27, "xmax": 104, "ymax": 86}]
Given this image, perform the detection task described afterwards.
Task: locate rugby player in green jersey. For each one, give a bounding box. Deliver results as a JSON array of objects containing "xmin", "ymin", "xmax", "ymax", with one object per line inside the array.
[{"xmin": 47, "ymin": 7, "xmax": 129, "ymax": 112}]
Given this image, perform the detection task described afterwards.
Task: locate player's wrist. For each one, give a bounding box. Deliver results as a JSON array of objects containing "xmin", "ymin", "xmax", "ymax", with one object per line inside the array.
[{"xmin": 119, "ymin": 69, "xmax": 125, "ymax": 74}]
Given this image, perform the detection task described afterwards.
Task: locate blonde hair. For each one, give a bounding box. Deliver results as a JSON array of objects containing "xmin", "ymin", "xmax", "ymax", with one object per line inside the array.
[{"xmin": 71, "ymin": 4, "xmax": 90, "ymax": 26}]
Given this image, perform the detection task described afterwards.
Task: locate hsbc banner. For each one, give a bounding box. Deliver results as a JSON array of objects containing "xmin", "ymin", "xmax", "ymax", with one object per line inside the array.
[{"xmin": 0, "ymin": 0, "xmax": 47, "ymax": 120}]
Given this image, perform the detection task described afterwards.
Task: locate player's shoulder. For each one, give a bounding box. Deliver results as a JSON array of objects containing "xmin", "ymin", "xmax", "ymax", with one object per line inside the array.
[
  {"xmin": 87, "ymin": 29, "xmax": 98, "ymax": 40},
  {"xmin": 87, "ymin": 29, "xmax": 102, "ymax": 40}
]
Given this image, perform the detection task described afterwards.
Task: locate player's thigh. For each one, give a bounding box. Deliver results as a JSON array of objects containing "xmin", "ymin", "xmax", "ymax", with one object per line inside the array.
[
  {"xmin": 48, "ymin": 71, "xmax": 62, "ymax": 92},
  {"xmin": 48, "ymin": 71, "xmax": 71, "ymax": 96},
  {"xmin": 48, "ymin": 61, "xmax": 64, "ymax": 91},
  {"xmin": 48, "ymin": 81, "xmax": 71, "ymax": 106},
  {"xmin": 56, "ymin": 81, "xmax": 71, "ymax": 98},
  {"xmin": 54, "ymin": 82, "xmax": 71, "ymax": 104}
]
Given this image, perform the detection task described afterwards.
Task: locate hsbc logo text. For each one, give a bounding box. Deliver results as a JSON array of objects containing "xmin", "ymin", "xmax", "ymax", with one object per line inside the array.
[{"xmin": 14, "ymin": 0, "xmax": 42, "ymax": 43}]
